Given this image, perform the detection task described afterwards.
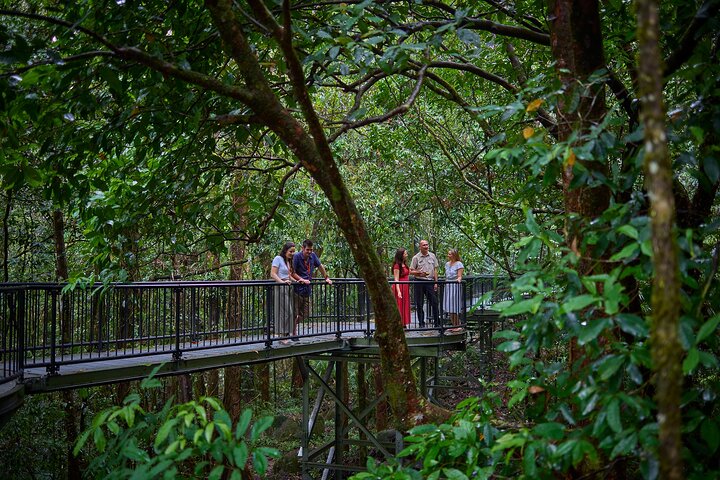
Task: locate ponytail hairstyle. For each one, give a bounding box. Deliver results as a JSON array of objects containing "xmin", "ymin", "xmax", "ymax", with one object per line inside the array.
[{"xmin": 448, "ymin": 248, "xmax": 461, "ymax": 262}]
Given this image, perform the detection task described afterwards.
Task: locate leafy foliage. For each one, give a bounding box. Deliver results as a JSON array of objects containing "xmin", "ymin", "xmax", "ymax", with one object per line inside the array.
[{"xmin": 74, "ymin": 369, "xmax": 279, "ymax": 479}]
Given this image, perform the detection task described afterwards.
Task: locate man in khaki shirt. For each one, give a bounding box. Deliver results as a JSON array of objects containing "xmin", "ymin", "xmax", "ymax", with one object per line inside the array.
[{"xmin": 410, "ymin": 239, "xmax": 439, "ymax": 328}]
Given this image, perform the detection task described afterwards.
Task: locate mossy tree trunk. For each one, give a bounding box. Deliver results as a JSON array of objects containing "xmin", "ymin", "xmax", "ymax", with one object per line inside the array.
[{"xmin": 636, "ymin": 0, "xmax": 684, "ymax": 478}]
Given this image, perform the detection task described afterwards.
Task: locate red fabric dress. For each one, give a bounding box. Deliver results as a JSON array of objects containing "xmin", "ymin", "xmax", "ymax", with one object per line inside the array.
[{"xmin": 393, "ymin": 264, "xmax": 411, "ymax": 327}]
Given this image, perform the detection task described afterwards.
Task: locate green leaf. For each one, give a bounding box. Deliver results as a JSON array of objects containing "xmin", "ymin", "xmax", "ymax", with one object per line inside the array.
[
  {"xmin": 606, "ymin": 398, "xmax": 622, "ymax": 433},
  {"xmin": 252, "ymin": 451, "xmax": 269, "ymax": 476},
  {"xmin": 73, "ymin": 429, "xmax": 92, "ymax": 456},
  {"xmin": 250, "ymin": 416, "xmax": 274, "ymax": 442},
  {"xmin": 572, "ymin": 440, "xmax": 598, "ymax": 467},
  {"xmin": 148, "ymin": 459, "xmax": 174, "ymax": 478},
  {"xmin": 610, "ymin": 432, "xmax": 637, "ymax": 459},
  {"xmin": 204, "ymin": 422, "xmax": 214, "ymax": 443},
  {"xmin": 701, "ymin": 418, "xmax": 720, "ymax": 454},
  {"xmin": 578, "ymin": 317, "xmax": 611, "ymax": 345},
  {"xmin": 683, "ymin": 347, "xmax": 700, "ymax": 374},
  {"xmin": 500, "ymin": 295, "xmax": 543, "ymax": 316},
  {"xmin": 597, "ymin": 355, "xmax": 625, "ymax": 381},
  {"xmin": 699, "ymin": 351, "xmax": 719, "ymax": 369},
  {"xmin": 533, "ymin": 422, "xmax": 565, "ymax": 441},
  {"xmin": 233, "ymin": 442, "xmax": 248, "ymax": 468},
  {"xmin": 492, "ymin": 432, "xmax": 527, "ymax": 451},
  {"xmin": 208, "ymin": 465, "xmax": 224, "ymax": 480},
  {"xmin": 617, "ymin": 225, "xmax": 639, "ymax": 239},
  {"xmin": 497, "ymin": 340, "xmax": 522, "ymax": 352},
  {"xmin": 704, "ymin": 155, "xmax": 720, "ymax": 184},
  {"xmin": 22, "ymin": 165, "xmax": 43, "ymax": 187},
  {"xmin": 609, "ymin": 243, "xmax": 638, "ymax": 262},
  {"xmin": 696, "ymin": 314, "xmax": 720, "ymax": 344},
  {"xmin": 523, "ymin": 443, "xmax": 537, "ymax": 477},
  {"xmin": 442, "ymin": 468, "xmax": 469, "ymax": 480},
  {"xmin": 561, "ymin": 294, "xmax": 597, "ymax": 313},
  {"xmin": 154, "ymin": 419, "xmax": 177, "ymax": 450},
  {"xmin": 93, "ymin": 427, "xmax": 106, "ymax": 452},
  {"xmin": 493, "ymin": 330, "xmax": 520, "ymax": 340},
  {"xmin": 615, "ymin": 314, "xmax": 649, "ymax": 338},
  {"xmin": 236, "ymin": 409, "xmax": 252, "ymax": 439}
]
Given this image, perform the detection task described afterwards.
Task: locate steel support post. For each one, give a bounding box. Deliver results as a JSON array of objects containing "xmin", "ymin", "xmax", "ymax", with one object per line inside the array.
[{"xmin": 334, "ymin": 359, "xmax": 344, "ymax": 479}]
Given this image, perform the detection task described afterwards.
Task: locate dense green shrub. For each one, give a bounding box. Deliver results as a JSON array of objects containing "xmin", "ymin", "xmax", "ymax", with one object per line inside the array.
[{"xmin": 74, "ymin": 368, "xmax": 279, "ymax": 479}]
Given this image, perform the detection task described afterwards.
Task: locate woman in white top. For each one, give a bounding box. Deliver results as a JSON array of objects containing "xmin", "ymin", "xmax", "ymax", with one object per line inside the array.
[
  {"xmin": 443, "ymin": 249, "xmax": 464, "ymax": 331},
  {"xmin": 271, "ymin": 242, "xmax": 296, "ymax": 344}
]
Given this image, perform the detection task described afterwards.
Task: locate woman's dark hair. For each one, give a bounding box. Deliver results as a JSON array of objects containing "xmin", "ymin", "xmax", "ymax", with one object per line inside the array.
[
  {"xmin": 279, "ymin": 242, "xmax": 296, "ymax": 258},
  {"xmin": 393, "ymin": 248, "xmax": 407, "ymax": 270}
]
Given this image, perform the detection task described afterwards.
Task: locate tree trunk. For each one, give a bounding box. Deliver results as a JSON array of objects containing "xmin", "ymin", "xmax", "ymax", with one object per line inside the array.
[
  {"xmin": 255, "ymin": 363, "xmax": 270, "ymax": 403},
  {"xmin": 637, "ymin": 1, "xmax": 684, "ymax": 478},
  {"xmin": 547, "ymin": 0, "xmax": 611, "ymax": 263},
  {"xmin": 224, "ymin": 173, "xmax": 249, "ymax": 421},
  {"xmin": 2, "ymin": 190, "xmax": 11, "ymax": 282}
]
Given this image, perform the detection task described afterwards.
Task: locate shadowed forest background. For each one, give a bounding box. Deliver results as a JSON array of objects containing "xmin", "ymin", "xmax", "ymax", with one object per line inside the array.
[{"xmin": 1, "ymin": 0, "xmax": 719, "ymax": 478}]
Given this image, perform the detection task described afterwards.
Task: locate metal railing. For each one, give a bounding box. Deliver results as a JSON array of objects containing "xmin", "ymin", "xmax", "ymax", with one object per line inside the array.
[{"xmin": 0, "ymin": 276, "xmax": 504, "ymax": 382}]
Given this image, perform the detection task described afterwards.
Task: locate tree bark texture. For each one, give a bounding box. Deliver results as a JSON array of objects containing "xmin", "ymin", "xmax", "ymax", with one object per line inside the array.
[
  {"xmin": 637, "ymin": 0, "xmax": 684, "ymax": 478},
  {"xmin": 547, "ymin": 0, "xmax": 611, "ymax": 263},
  {"xmin": 2, "ymin": 190, "xmax": 11, "ymax": 282}
]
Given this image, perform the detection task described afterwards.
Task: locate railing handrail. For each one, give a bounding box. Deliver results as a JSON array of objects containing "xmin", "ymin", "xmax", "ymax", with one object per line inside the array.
[{"xmin": 1, "ymin": 277, "xmax": 505, "ymax": 384}]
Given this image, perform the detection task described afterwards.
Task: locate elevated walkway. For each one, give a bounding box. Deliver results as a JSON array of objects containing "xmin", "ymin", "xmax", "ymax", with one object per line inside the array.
[{"xmin": 1, "ymin": 277, "xmax": 507, "ymax": 426}]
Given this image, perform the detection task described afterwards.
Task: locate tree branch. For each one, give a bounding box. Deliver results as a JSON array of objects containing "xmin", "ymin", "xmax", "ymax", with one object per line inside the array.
[
  {"xmin": 0, "ymin": 9, "xmax": 117, "ymax": 50},
  {"xmin": 664, "ymin": 0, "xmax": 720, "ymax": 77},
  {"xmin": 328, "ymin": 65, "xmax": 428, "ymax": 142},
  {"xmin": 400, "ymin": 17, "xmax": 550, "ymax": 46},
  {"xmin": 1, "ymin": 51, "xmax": 115, "ymax": 77},
  {"xmin": 115, "ymin": 46, "xmax": 255, "ymax": 104}
]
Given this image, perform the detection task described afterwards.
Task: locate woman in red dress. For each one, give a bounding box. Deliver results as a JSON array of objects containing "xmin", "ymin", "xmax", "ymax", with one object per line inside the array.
[{"xmin": 393, "ymin": 248, "xmax": 411, "ymax": 327}]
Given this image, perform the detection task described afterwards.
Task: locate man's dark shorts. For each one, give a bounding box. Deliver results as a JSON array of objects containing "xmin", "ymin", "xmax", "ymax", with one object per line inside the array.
[{"xmin": 294, "ymin": 293, "xmax": 310, "ymax": 323}]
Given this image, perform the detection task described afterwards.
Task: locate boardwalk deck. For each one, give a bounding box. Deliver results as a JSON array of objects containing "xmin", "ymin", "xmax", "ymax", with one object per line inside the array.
[{"xmin": 20, "ymin": 325, "xmax": 465, "ymax": 393}]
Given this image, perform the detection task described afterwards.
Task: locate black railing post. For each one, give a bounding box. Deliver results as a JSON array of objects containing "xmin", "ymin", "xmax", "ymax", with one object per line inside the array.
[
  {"xmin": 461, "ymin": 280, "xmax": 467, "ymax": 327},
  {"xmin": 335, "ymin": 282, "xmax": 342, "ymax": 340},
  {"xmin": 18, "ymin": 289, "xmax": 25, "ymax": 378},
  {"xmin": 48, "ymin": 289, "xmax": 59, "ymax": 374},
  {"xmin": 364, "ymin": 282, "xmax": 371, "ymax": 338},
  {"xmin": 265, "ymin": 284, "xmax": 273, "ymax": 349},
  {"xmin": 173, "ymin": 287, "xmax": 182, "ymax": 361},
  {"xmin": 190, "ymin": 287, "xmax": 197, "ymax": 343}
]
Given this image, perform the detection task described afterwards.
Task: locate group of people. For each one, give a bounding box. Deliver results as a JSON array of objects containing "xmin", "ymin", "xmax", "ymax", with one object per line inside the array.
[
  {"xmin": 270, "ymin": 239, "xmax": 332, "ymax": 345},
  {"xmin": 392, "ymin": 240, "xmax": 464, "ymax": 331},
  {"xmin": 270, "ymin": 238, "xmax": 465, "ymax": 340}
]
